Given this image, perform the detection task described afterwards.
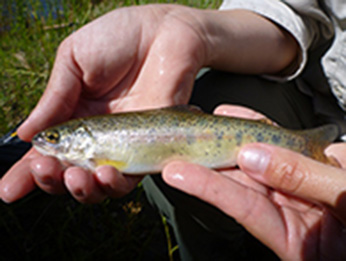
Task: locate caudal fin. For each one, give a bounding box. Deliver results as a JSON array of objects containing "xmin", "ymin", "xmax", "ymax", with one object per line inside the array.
[{"xmin": 300, "ymin": 124, "xmax": 339, "ymax": 164}]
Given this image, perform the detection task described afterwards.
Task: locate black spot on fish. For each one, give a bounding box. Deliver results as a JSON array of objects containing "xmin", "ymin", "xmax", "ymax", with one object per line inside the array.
[
  {"xmin": 215, "ymin": 130, "xmax": 224, "ymax": 140},
  {"xmin": 286, "ymin": 138, "xmax": 295, "ymax": 147},
  {"xmin": 236, "ymin": 131, "xmax": 243, "ymax": 146},
  {"xmin": 256, "ymin": 132, "xmax": 264, "ymax": 142},
  {"xmin": 271, "ymin": 134, "xmax": 281, "ymax": 144}
]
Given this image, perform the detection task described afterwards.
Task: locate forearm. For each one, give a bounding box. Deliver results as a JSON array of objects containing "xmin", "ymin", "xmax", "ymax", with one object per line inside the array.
[{"xmin": 199, "ymin": 9, "xmax": 299, "ymax": 75}]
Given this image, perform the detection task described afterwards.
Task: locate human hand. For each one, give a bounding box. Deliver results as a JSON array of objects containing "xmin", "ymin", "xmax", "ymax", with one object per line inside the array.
[
  {"xmin": 0, "ymin": 4, "xmax": 209, "ymax": 203},
  {"xmin": 0, "ymin": 4, "xmax": 298, "ymax": 203},
  {"xmin": 162, "ymin": 104, "xmax": 346, "ymax": 260}
]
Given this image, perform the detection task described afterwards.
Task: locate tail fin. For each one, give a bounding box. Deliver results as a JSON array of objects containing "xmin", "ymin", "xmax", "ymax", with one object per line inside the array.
[
  {"xmin": 303, "ymin": 124, "xmax": 339, "ymax": 147},
  {"xmin": 300, "ymin": 124, "xmax": 339, "ymax": 165}
]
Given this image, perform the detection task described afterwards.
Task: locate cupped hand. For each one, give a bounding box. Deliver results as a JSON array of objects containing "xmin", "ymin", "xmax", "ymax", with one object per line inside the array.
[
  {"xmin": 162, "ymin": 104, "xmax": 346, "ymax": 260},
  {"xmin": 0, "ymin": 4, "xmax": 208, "ymax": 203},
  {"xmin": 0, "ymin": 4, "xmax": 300, "ymax": 204}
]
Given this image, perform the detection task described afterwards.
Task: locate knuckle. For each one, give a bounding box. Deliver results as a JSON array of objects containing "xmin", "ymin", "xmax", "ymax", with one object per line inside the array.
[
  {"xmin": 270, "ymin": 159, "xmax": 307, "ymax": 194},
  {"xmin": 198, "ymin": 170, "xmax": 214, "ymax": 198},
  {"xmin": 56, "ymin": 36, "xmax": 73, "ymax": 59},
  {"xmin": 57, "ymin": 39, "xmax": 68, "ymax": 54}
]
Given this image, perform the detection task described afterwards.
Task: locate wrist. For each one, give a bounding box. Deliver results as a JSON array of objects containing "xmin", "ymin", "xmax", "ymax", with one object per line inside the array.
[{"xmin": 199, "ymin": 9, "xmax": 298, "ymax": 74}]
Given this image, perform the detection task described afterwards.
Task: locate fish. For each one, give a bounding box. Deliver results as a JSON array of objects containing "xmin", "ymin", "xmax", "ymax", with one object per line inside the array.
[{"xmin": 32, "ymin": 105, "xmax": 339, "ymax": 174}]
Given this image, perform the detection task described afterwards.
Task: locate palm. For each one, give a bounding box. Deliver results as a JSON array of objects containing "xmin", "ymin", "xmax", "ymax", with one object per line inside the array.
[{"xmin": 60, "ymin": 5, "xmax": 206, "ymax": 119}]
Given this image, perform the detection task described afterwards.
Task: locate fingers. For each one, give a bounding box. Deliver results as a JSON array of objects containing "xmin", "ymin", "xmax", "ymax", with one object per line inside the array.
[
  {"xmin": 326, "ymin": 143, "xmax": 346, "ymax": 168},
  {"xmin": 64, "ymin": 167, "xmax": 106, "ymax": 204},
  {"xmin": 162, "ymin": 161, "xmax": 286, "ymax": 252},
  {"xmin": 237, "ymin": 143, "xmax": 346, "ymax": 224},
  {"xmin": 214, "ymin": 104, "xmax": 267, "ymax": 120},
  {"xmin": 61, "ymin": 166, "xmax": 141, "ymax": 203},
  {"xmin": 95, "ymin": 166, "xmax": 142, "ymax": 198},
  {"xmin": 1, "ymin": 150, "xmax": 139, "ymax": 204},
  {"xmin": 0, "ymin": 150, "xmax": 37, "ymax": 203},
  {"xmin": 0, "ymin": 150, "xmax": 66, "ymax": 203},
  {"xmin": 30, "ymin": 156, "xmax": 66, "ymax": 194},
  {"xmin": 17, "ymin": 39, "xmax": 82, "ymax": 141}
]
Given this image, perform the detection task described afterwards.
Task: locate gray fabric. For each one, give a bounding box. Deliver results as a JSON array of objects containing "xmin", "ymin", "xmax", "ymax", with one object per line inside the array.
[{"xmin": 220, "ymin": 0, "xmax": 346, "ymax": 130}]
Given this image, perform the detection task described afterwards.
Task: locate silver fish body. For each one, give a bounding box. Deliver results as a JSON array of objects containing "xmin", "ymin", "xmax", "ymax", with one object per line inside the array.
[{"xmin": 32, "ymin": 106, "xmax": 338, "ymax": 174}]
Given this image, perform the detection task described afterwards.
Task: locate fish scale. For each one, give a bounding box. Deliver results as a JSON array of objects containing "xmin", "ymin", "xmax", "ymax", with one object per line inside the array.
[{"xmin": 32, "ymin": 105, "xmax": 339, "ymax": 174}]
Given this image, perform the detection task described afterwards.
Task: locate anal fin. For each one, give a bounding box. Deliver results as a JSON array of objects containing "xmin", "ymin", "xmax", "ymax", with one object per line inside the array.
[
  {"xmin": 326, "ymin": 155, "xmax": 342, "ymax": 168},
  {"xmin": 257, "ymin": 118, "xmax": 275, "ymax": 126},
  {"xmin": 94, "ymin": 159, "xmax": 128, "ymax": 171}
]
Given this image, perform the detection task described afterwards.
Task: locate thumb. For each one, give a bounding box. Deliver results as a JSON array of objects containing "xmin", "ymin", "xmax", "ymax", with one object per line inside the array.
[
  {"xmin": 129, "ymin": 16, "xmax": 204, "ymax": 109},
  {"xmin": 237, "ymin": 143, "xmax": 346, "ymax": 222},
  {"xmin": 17, "ymin": 40, "xmax": 81, "ymax": 141}
]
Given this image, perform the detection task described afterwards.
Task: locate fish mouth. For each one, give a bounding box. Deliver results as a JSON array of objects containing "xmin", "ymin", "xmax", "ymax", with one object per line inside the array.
[
  {"xmin": 32, "ymin": 132, "xmax": 47, "ymax": 148},
  {"xmin": 32, "ymin": 132, "xmax": 58, "ymax": 156}
]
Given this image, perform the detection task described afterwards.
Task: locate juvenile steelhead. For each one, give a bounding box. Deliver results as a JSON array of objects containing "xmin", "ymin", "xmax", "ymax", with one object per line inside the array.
[{"xmin": 32, "ymin": 106, "xmax": 339, "ymax": 174}]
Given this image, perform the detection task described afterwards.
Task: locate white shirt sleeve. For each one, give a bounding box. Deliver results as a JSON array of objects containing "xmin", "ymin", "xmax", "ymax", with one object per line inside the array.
[{"xmin": 219, "ymin": 0, "xmax": 334, "ymax": 81}]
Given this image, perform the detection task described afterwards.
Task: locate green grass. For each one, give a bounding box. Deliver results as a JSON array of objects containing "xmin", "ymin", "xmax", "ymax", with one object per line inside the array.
[
  {"xmin": 0, "ymin": 0, "xmax": 221, "ymax": 260},
  {"xmin": 0, "ymin": 0, "xmax": 221, "ymax": 136}
]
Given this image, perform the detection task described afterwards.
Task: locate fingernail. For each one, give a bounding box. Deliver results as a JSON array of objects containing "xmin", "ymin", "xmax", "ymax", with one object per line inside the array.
[
  {"xmin": 169, "ymin": 172, "xmax": 185, "ymax": 182},
  {"xmin": 0, "ymin": 185, "xmax": 11, "ymax": 203},
  {"xmin": 165, "ymin": 172, "xmax": 185, "ymax": 184},
  {"xmin": 238, "ymin": 147, "xmax": 271, "ymax": 175},
  {"xmin": 37, "ymin": 177, "xmax": 55, "ymax": 186},
  {"xmin": 32, "ymin": 163, "xmax": 55, "ymax": 186},
  {"xmin": 74, "ymin": 189, "xmax": 85, "ymax": 198},
  {"xmin": 163, "ymin": 165, "xmax": 186, "ymax": 188}
]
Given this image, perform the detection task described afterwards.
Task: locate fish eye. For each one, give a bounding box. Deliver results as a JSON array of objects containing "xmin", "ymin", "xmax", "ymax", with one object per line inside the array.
[
  {"xmin": 44, "ymin": 130, "xmax": 60, "ymax": 144},
  {"xmin": 75, "ymin": 126, "xmax": 85, "ymax": 135}
]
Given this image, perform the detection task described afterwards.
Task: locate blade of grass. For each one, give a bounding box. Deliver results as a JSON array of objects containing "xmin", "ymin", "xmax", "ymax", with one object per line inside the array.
[{"xmin": 162, "ymin": 215, "xmax": 179, "ymax": 261}]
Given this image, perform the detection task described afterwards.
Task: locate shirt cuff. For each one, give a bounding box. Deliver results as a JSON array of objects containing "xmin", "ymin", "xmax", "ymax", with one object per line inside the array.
[{"xmin": 219, "ymin": 0, "xmax": 312, "ymax": 81}]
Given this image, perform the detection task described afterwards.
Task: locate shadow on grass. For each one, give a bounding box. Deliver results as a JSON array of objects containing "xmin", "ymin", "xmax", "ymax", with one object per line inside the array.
[{"xmin": 0, "ymin": 185, "xmax": 177, "ymax": 260}]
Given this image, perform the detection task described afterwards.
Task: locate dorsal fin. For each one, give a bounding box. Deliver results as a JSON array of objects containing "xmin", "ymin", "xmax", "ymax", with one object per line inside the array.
[{"xmin": 162, "ymin": 105, "xmax": 204, "ymax": 114}]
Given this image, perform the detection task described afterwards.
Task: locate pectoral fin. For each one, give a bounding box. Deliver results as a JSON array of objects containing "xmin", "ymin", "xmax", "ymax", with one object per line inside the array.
[
  {"xmin": 257, "ymin": 118, "xmax": 275, "ymax": 126},
  {"xmin": 94, "ymin": 159, "xmax": 128, "ymax": 171},
  {"xmin": 326, "ymin": 155, "xmax": 342, "ymax": 168}
]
